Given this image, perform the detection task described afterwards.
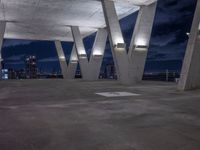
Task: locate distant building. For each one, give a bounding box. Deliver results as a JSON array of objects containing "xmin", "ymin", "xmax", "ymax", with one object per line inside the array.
[
  {"xmin": 8, "ymin": 68, "xmax": 16, "ymax": 79},
  {"xmin": 25, "ymin": 56, "xmax": 38, "ymax": 79},
  {"xmin": 105, "ymin": 62, "xmax": 116, "ymax": 79},
  {"xmin": 17, "ymin": 69, "xmax": 26, "ymax": 79}
]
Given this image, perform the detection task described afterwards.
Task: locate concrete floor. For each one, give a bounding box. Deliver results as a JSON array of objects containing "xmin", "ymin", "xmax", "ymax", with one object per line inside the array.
[{"xmin": 0, "ymin": 79, "xmax": 200, "ymax": 150}]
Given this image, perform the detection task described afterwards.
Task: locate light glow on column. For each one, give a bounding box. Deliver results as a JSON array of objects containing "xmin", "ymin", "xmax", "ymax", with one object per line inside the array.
[
  {"xmin": 70, "ymin": 60, "xmax": 78, "ymax": 63},
  {"xmin": 78, "ymin": 50, "xmax": 86, "ymax": 55},
  {"xmin": 134, "ymin": 45, "xmax": 148, "ymax": 51},
  {"xmin": 79, "ymin": 54, "xmax": 87, "ymax": 59},
  {"xmin": 59, "ymin": 56, "xmax": 66, "ymax": 60},
  {"xmin": 114, "ymin": 43, "xmax": 126, "ymax": 52},
  {"xmin": 134, "ymin": 37, "xmax": 148, "ymax": 51},
  {"xmin": 114, "ymin": 37, "xmax": 124, "ymax": 45},
  {"xmin": 70, "ymin": 56, "xmax": 78, "ymax": 61},
  {"xmin": 135, "ymin": 37, "xmax": 147, "ymax": 46},
  {"xmin": 113, "ymin": 36, "xmax": 126, "ymax": 51},
  {"xmin": 93, "ymin": 50, "xmax": 103, "ymax": 56}
]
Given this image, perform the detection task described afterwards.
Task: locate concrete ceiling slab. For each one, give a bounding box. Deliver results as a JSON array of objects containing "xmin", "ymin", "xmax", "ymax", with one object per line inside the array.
[{"xmin": 0, "ymin": 0, "xmax": 157, "ymax": 41}]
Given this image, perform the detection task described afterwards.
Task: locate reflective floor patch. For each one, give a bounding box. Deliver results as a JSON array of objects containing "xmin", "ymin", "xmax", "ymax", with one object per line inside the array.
[{"xmin": 96, "ymin": 92, "xmax": 140, "ymax": 97}]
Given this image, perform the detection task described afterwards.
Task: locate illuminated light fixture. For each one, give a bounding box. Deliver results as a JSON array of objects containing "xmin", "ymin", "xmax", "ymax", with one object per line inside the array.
[
  {"xmin": 135, "ymin": 38, "xmax": 147, "ymax": 46},
  {"xmin": 199, "ymin": 23, "xmax": 200, "ymax": 29},
  {"xmin": 59, "ymin": 56, "xmax": 66, "ymax": 60},
  {"xmin": 186, "ymin": 32, "xmax": 190, "ymax": 36},
  {"xmin": 187, "ymin": 31, "xmax": 200, "ymax": 36},
  {"xmin": 134, "ymin": 45, "xmax": 148, "ymax": 51},
  {"xmin": 93, "ymin": 50, "xmax": 103, "ymax": 56},
  {"xmin": 93, "ymin": 54, "xmax": 103, "ymax": 58},
  {"xmin": 70, "ymin": 60, "xmax": 78, "ymax": 63},
  {"xmin": 70, "ymin": 56, "xmax": 78, "ymax": 61},
  {"xmin": 79, "ymin": 54, "xmax": 87, "ymax": 58},
  {"xmin": 114, "ymin": 43, "xmax": 126, "ymax": 49},
  {"xmin": 79, "ymin": 50, "xmax": 86, "ymax": 55}
]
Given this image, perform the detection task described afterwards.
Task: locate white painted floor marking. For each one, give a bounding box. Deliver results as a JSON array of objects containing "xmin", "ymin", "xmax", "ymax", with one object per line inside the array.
[{"xmin": 96, "ymin": 92, "xmax": 140, "ymax": 97}]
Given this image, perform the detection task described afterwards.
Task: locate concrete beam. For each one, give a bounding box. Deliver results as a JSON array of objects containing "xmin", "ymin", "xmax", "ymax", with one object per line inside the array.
[
  {"xmin": 178, "ymin": 0, "xmax": 200, "ymax": 90},
  {"xmin": 101, "ymin": 0, "xmax": 157, "ymax": 84},
  {"xmin": 71, "ymin": 26, "xmax": 107, "ymax": 80},
  {"xmin": 0, "ymin": 22, "xmax": 6, "ymax": 79},
  {"xmin": 55, "ymin": 41, "xmax": 78, "ymax": 79}
]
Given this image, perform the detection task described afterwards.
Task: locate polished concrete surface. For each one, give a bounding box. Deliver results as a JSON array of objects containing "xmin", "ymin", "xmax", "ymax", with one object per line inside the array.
[{"xmin": 0, "ymin": 80, "xmax": 200, "ymax": 150}]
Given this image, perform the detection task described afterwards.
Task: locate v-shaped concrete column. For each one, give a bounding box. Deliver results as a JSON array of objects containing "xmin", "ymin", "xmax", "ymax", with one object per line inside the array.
[
  {"xmin": 178, "ymin": 0, "xmax": 200, "ymax": 90},
  {"xmin": 101, "ymin": 0, "xmax": 157, "ymax": 84},
  {"xmin": 71, "ymin": 26, "xmax": 107, "ymax": 80},
  {"xmin": 0, "ymin": 22, "xmax": 6, "ymax": 79},
  {"xmin": 55, "ymin": 41, "xmax": 78, "ymax": 79},
  {"xmin": 128, "ymin": 3, "xmax": 157, "ymax": 82}
]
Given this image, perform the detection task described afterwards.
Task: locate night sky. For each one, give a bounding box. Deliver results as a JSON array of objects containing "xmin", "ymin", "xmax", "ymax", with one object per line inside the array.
[{"xmin": 1, "ymin": 0, "xmax": 197, "ymax": 74}]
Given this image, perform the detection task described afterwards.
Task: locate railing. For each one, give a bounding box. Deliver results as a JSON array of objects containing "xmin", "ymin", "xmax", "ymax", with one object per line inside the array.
[{"xmin": 143, "ymin": 70, "xmax": 180, "ymax": 82}]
